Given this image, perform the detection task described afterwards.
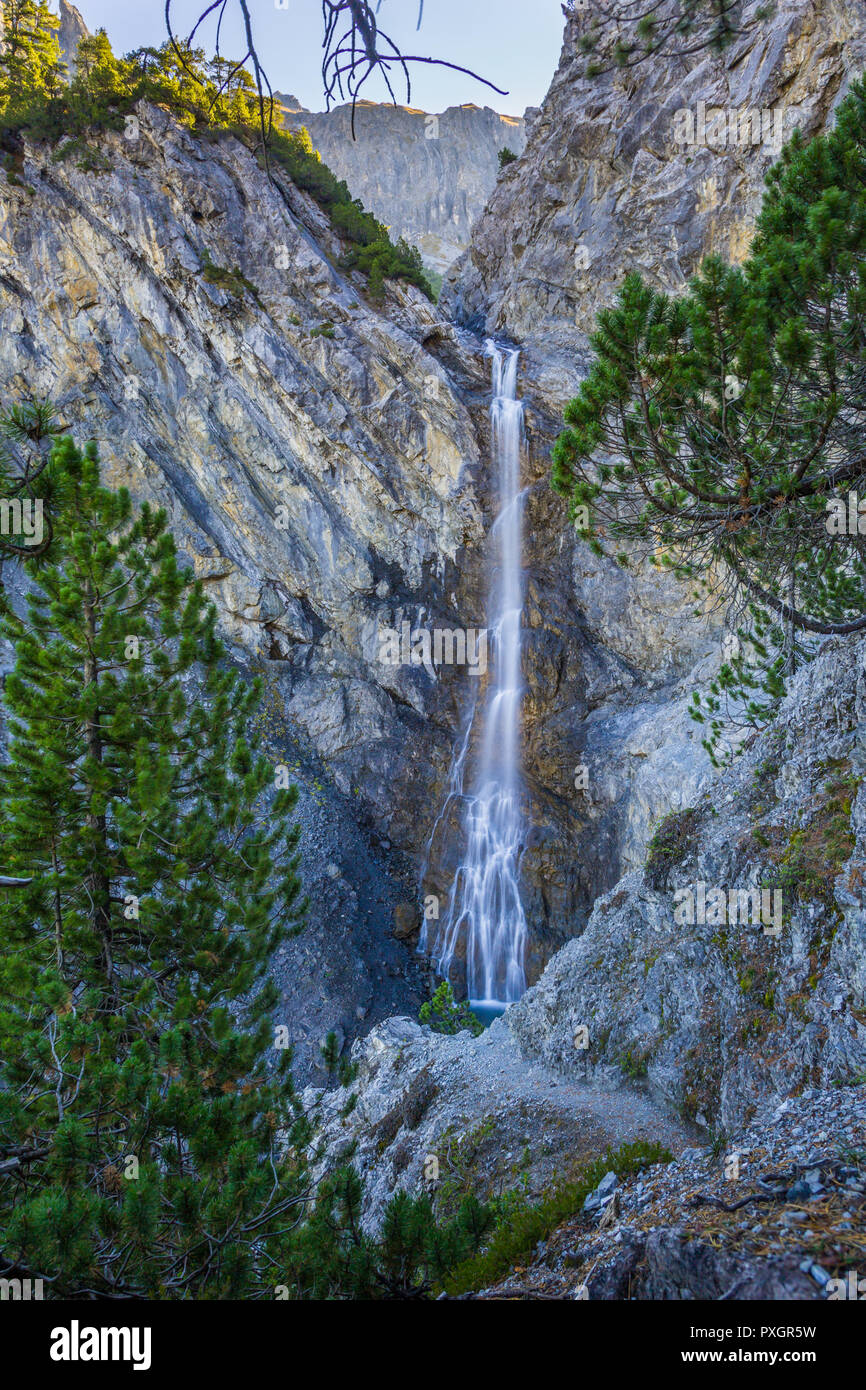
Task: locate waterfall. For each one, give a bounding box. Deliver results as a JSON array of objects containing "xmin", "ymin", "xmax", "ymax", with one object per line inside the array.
[{"xmin": 423, "ymin": 341, "xmax": 528, "ymax": 1010}]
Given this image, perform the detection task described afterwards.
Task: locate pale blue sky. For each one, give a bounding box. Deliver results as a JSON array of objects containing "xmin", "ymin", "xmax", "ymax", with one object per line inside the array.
[{"xmin": 65, "ymin": 0, "xmax": 566, "ymax": 116}]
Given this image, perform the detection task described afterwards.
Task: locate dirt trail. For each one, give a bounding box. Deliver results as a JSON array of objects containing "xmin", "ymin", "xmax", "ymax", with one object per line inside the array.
[
  {"xmin": 455, "ymin": 1018, "xmax": 695, "ymax": 1163},
  {"xmin": 307, "ymin": 1014, "xmax": 696, "ymax": 1222}
]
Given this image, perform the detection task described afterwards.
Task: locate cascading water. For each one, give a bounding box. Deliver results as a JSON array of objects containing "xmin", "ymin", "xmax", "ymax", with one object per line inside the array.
[{"xmin": 423, "ymin": 341, "xmax": 529, "ymax": 1013}]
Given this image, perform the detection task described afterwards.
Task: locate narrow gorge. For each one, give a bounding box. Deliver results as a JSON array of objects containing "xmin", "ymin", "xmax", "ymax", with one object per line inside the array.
[{"xmin": 0, "ymin": 0, "xmax": 864, "ymax": 1318}]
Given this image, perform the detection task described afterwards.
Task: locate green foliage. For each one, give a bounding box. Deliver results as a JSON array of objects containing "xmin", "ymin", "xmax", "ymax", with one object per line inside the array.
[
  {"xmin": 0, "ymin": 398, "xmax": 59, "ymax": 559},
  {"xmin": 690, "ymin": 612, "xmax": 790, "ymax": 768},
  {"xmin": 319, "ymin": 1030, "xmax": 342, "ymax": 1077},
  {"xmin": 284, "ymin": 1165, "xmax": 494, "ymax": 1299},
  {"xmin": 0, "ymin": 421, "xmax": 310, "ymax": 1298},
  {"xmin": 618, "ymin": 1046, "xmax": 650, "ymax": 1080},
  {"xmin": 420, "ymin": 982, "xmax": 484, "ymax": 1037},
  {"xmin": 443, "ymin": 1140, "xmax": 673, "ymax": 1296},
  {"xmin": 426, "ymin": 267, "xmax": 444, "ymax": 302},
  {"xmin": 644, "ymin": 807, "xmax": 701, "ymax": 890},
  {"xmin": 497, "ymin": 146, "xmax": 517, "ymax": 169},
  {"xmin": 0, "ymin": 11, "xmax": 433, "ymax": 301},
  {"xmin": 554, "ymin": 78, "xmax": 866, "ymax": 761},
  {"xmin": 0, "ymin": 149, "xmax": 32, "ymax": 189},
  {"xmin": 199, "ymin": 247, "xmax": 261, "ymax": 305},
  {"xmin": 759, "ymin": 768, "xmax": 858, "ymax": 906},
  {"xmin": 343, "ymin": 233, "xmax": 432, "ymax": 303},
  {"xmin": 0, "ymin": 1, "xmax": 65, "ymax": 129},
  {"xmin": 261, "ymin": 123, "xmax": 432, "ymax": 298},
  {"xmin": 0, "ymin": 25, "xmax": 260, "ymax": 143},
  {"xmin": 318, "ymin": 1029, "xmax": 357, "ymax": 1087}
]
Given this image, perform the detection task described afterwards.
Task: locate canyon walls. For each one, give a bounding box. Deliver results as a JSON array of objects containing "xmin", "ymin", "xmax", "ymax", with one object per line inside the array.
[{"xmin": 279, "ymin": 97, "xmax": 526, "ymax": 276}]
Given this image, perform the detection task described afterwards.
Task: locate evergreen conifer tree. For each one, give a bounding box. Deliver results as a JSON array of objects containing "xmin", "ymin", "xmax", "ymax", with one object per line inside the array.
[
  {"xmin": 553, "ymin": 77, "xmax": 866, "ymax": 759},
  {"xmin": 0, "ymin": 0, "xmax": 64, "ymax": 122},
  {"xmin": 0, "ymin": 422, "xmax": 309, "ymax": 1298},
  {"xmin": 287, "ymin": 1165, "xmax": 494, "ymax": 1299}
]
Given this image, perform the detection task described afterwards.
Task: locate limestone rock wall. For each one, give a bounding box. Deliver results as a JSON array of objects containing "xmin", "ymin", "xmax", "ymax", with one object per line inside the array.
[
  {"xmin": 445, "ymin": 0, "xmax": 866, "ymax": 402},
  {"xmin": 279, "ymin": 99, "xmax": 526, "ymax": 276},
  {"xmin": 0, "ymin": 102, "xmax": 485, "ymax": 844},
  {"xmin": 433, "ymin": 0, "xmax": 866, "ymax": 963},
  {"xmin": 0, "ymin": 101, "xmax": 603, "ymax": 1040},
  {"xmin": 0, "ymin": 102, "xmax": 495, "ymax": 1070},
  {"xmin": 506, "ymin": 634, "xmax": 866, "ymax": 1130}
]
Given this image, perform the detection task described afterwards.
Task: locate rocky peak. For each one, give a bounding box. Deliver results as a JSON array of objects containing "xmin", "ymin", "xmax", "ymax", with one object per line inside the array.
[
  {"xmin": 58, "ymin": 0, "xmax": 88, "ymax": 75},
  {"xmin": 279, "ymin": 98, "xmax": 526, "ymax": 276}
]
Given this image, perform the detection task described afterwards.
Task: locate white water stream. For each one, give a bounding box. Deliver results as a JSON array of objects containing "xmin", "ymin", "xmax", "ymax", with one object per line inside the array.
[{"xmin": 424, "ymin": 342, "xmax": 528, "ymax": 1009}]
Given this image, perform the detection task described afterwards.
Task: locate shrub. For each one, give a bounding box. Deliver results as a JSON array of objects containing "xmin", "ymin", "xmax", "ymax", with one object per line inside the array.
[
  {"xmin": 285, "ymin": 1165, "xmax": 494, "ymax": 1299},
  {"xmin": 199, "ymin": 247, "xmax": 261, "ymax": 305},
  {"xmin": 443, "ymin": 1140, "xmax": 673, "ymax": 1296},
  {"xmin": 419, "ymin": 982, "xmax": 484, "ymax": 1037},
  {"xmin": 644, "ymin": 807, "xmax": 701, "ymax": 890}
]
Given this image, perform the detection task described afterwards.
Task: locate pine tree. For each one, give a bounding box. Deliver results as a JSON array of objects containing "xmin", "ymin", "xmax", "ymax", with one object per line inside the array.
[
  {"xmin": 552, "ymin": 77, "xmax": 866, "ymax": 759},
  {"xmin": 419, "ymin": 981, "xmax": 484, "ymax": 1037},
  {"xmin": 63, "ymin": 30, "xmax": 135, "ymax": 133},
  {"xmin": 0, "ymin": 423, "xmax": 309, "ymax": 1298},
  {"xmin": 286, "ymin": 1165, "xmax": 494, "ymax": 1299},
  {"xmin": 0, "ymin": 398, "xmax": 56, "ymax": 558},
  {"xmin": 0, "ymin": 0, "xmax": 65, "ymax": 124}
]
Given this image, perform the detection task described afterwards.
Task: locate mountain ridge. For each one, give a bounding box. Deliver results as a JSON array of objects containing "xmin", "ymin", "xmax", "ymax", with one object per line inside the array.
[{"xmin": 278, "ymin": 96, "xmax": 527, "ymax": 275}]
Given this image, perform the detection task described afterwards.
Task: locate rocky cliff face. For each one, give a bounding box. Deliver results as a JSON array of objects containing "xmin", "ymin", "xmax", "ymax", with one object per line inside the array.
[
  {"xmin": 297, "ymin": 0, "xmax": 866, "ymax": 1268},
  {"xmin": 445, "ymin": 0, "xmax": 866, "ymax": 404},
  {"xmin": 0, "ymin": 101, "xmax": 485, "ymax": 811},
  {"xmin": 279, "ymin": 99, "xmax": 525, "ymax": 276},
  {"xmin": 433, "ymin": 0, "xmax": 866, "ymax": 976},
  {"xmin": 507, "ymin": 633, "xmax": 866, "ymax": 1131},
  {"xmin": 1, "ymin": 84, "xmax": 699, "ymax": 1014},
  {"xmin": 0, "ymin": 96, "xmax": 629, "ymax": 1068},
  {"xmin": 302, "ymin": 1012, "xmax": 691, "ymax": 1231},
  {"xmin": 431, "ymin": 0, "xmax": 866, "ymax": 1137},
  {"xmin": 1, "ymin": 1, "xmax": 862, "ymax": 1296},
  {"xmin": 1, "ymin": 3, "xmax": 796, "ymax": 1053},
  {"xmin": 474, "ymin": 1086, "xmax": 866, "ymax": 1299},
  {"xmin": 0, "ymin": 101, "xmax": 490, "ymax": 1073},
  {"xmin": 57, "ymin": 0, "xmax": 88, "ymax": 75},
  {"xmin": 306, "ymin": 634, "xmax": 866, "ymax": 1252}
]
